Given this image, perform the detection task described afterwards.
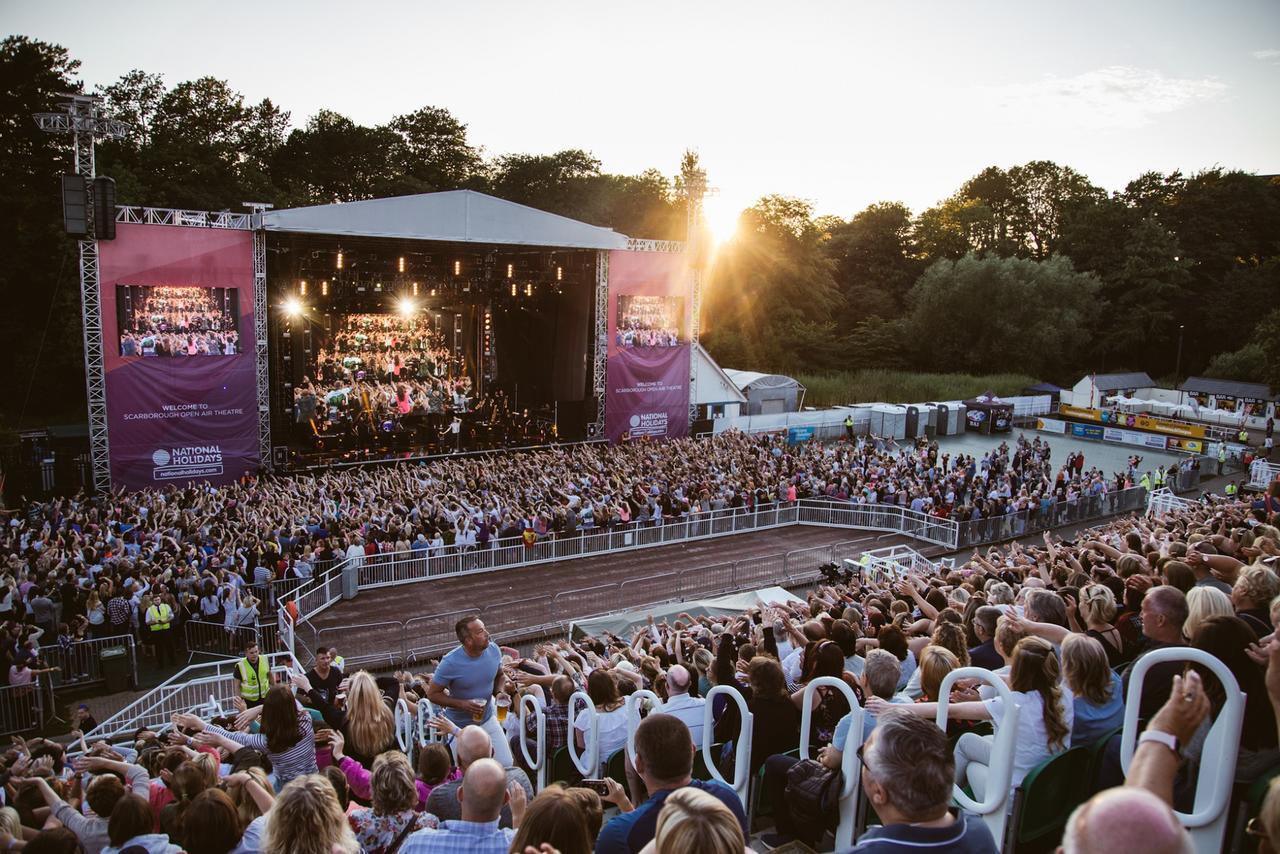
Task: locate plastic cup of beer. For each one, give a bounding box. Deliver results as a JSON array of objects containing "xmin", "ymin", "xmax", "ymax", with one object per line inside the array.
[
  {"xmin": 495, "ymin": 694, "xmax": 510, "ymax": 724},
  {"xmin": 471, "ymin": 698, "xmax": 486, "ymax": 722}
]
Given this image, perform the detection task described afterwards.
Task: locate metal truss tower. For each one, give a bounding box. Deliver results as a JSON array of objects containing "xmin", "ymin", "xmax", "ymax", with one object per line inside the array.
[
  {"xmin": 35, "ymin": 95, "xmax": 129, "ymax": 493},
  {"xmin": 589, "ymin": 251, "xmax": 609, "ymax": 439},
  {"xmin": 680, "ymin": 158, "xmax": 710, "ymax": 425},
  {"xmin": 245, "ymin": 203, "xmax": 274, "ymax": 472}
]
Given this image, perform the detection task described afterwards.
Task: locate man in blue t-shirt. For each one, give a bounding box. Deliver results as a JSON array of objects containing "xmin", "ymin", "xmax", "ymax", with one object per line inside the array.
[
  {"xmin": 594, "ymin": 713, "xmax": 747, "ymax": 854},
  {"xmin": 426, "ymin": 615, "xmax": 513, "ymax": 766}
]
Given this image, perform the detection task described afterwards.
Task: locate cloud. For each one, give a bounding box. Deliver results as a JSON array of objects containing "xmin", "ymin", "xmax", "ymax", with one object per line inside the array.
[
  {"xmin": 1253, "ymin": 49, "xmax": 1280, "ymax": 60},
  {"xmin": 979, "ymin": 65, "xmax": 1227, "ymax": 130}
]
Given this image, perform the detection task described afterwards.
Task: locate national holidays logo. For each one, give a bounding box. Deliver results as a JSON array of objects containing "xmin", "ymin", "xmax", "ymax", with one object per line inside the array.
[
  {"xmin": 151, "ymin": 444, "xmax": 224, "ymax": 481},
  {"xmin": 628, "ymin": 411, "xmax": 669, "ymax": 438}
]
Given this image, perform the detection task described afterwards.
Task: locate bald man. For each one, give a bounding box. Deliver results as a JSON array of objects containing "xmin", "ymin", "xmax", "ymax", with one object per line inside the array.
[
  {"xmin": 656, "ymin": 664, "xmax": 706, "ymax": 748},
  {"xmin": 424, "ymin": 725, "xmax": 532, "ymax": 827},
  {"xmin": 1059, "ymin": 787, "xmax": 1191, "ymax": 854},
  {"xmin": 402, "ymin": 758, "xmax": 518, "ymax": 853}
]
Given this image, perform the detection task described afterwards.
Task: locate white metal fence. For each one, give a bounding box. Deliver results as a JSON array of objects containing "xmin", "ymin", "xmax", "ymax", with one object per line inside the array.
[
  {"xmin": 0, "ymin": 680, "xmax": 46, "ymax": 737},
  {"xmin": 37, "ymin": 634, "xmax": 137, "ymax": 692},
  {"xmin": 1251, "ymin": 459, "xmax": 1280, "ymax": 491}
]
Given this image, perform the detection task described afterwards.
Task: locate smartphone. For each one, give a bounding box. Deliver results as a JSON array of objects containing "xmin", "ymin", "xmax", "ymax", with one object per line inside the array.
[
  {"xmin": 577, "ymin": 779, "xmax": 611, "ymax": 796},
  {"xmin": 752, "ymin": 612, "xmax": 763, "ymax": 625}
]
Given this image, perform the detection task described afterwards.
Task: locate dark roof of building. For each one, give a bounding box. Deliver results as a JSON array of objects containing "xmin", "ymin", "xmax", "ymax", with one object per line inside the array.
[
  {"xmin": 1090, "ymin": 372, "xmax": 1155, "ymax": 391},
  {"xmin": 1179, "ymin": 376, "xmax": 1277, "ymax": 401}
]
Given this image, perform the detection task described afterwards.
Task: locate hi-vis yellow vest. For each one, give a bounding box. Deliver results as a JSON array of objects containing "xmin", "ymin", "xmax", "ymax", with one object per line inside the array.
[
  {"xmin": 237, "ymin": 656, "xmax": 270, "ymax": 701},
  {"xmin": 146, "ymin": 603, "xmax": 172, "ymax": 632}
]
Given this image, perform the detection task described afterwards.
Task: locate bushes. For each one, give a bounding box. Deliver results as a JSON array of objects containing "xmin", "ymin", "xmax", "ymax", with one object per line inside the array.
[{"xmin": 794, "ymin": 370, "xmax": 1040, "ymax": 407}]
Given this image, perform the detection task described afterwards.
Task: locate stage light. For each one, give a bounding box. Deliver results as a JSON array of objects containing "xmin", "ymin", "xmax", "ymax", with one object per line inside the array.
[
  {"xmin": 511, "ymin": 283, "xmax": 517, "ymax": 297},
  {"xmin": 336, "ymin": 251, "xmax": 344, "ymax": 270},
  {"xmin": 525, "ymin": 283, "xmax": 533, "ymax": 297},
  {"xmin": 430, "ymin": 287, "xmax": 437, "ymax": 296},
  {"xmin": 412, "ymin": 281, "xmax": 419, "ymax": 296},
  {"xmin": 398, "ymin": 297, "xmax": 415, "ymax": 316},
  {"xmin": 321, "ymin": 280, "xmax": 329, "ymax": 297},
  {"xmin": 453, "ymin": 260, "xmax": 461, "ymax": 276},
  {"xmin": 283, "ymin": 298, "xmax": 304, "ymax": 317},
  {"xmin": 506, "ymin": 263, "xmax": 513, "ymax": 279},
  {"xmin": 556, "ymin": 266, "xmax": 563, "ymax": 281},
  {"xmin": 299, "ymin": 280, "xmax": 307, "ymax": 296},
  {"xmin": 398, "ymin": 256, "xmax": 406, "ymax": 273},
  {"xmin": 374, "ymin": 282, "xmax": 382, "ymax": 292}
]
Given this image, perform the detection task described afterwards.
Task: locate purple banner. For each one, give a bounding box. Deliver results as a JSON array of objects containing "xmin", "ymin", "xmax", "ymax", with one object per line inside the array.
[
  {"xmin": 99, "ymin": 224, "xmax": 259, "ymax": 490},
  {"xmin": 606, "ymin": 345, "xmax": 691, "ymax": 441},
  {"xmin": 605, "ymin": 250, "xmax": 693, "ymax": 442}
]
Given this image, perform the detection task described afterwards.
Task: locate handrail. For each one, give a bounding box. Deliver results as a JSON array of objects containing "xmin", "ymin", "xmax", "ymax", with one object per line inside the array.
[
  {"xmin": 394, "ymin": 698, "xmax": 414, "ymax": 753},
  {"xmin": 1120, "ymin": 647, "xmax": 1244, "ymax": 851},
  {"xmin": 702, "ymin": 686, "xmax": 753, "ymax": 804},
  {"xmin": 625, "ymin": 690, "xmax": 662, "ymax": 768},
  {"xmin": 799, "ymin": 676, "xmax": 863, "ymax": 850},
  {"xmin": 567, "ymin": 691, "xmax": 599, "ymax": 778},
  {"xmin": 936, "ymin": 667, "xmax": 1018, "ymax": 845},
  {"xmin": 519, "ymin": 694, "xmax": 547, "ymax": 791}
]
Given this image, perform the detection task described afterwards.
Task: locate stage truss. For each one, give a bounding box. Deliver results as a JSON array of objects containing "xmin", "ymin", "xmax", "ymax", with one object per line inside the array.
[
  {"xmin": 247, "ymin": 204, "xmax": 274, "ymax": 472},
  {"xmin": 589, "ymin": 250, "xmax": 609, "ymax": 438}
]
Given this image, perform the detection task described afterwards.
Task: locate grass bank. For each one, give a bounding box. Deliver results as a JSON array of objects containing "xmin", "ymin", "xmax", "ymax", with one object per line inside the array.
[{"xmin": 794, "ymin": 370, "xmax": 1041, "ymax": 407}]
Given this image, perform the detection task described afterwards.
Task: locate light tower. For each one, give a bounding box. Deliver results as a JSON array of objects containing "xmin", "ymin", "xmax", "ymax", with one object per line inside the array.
[
  {"xmin": 679, "ymin": 152, "xmax": 715, "ymax": 425},
  {"xmin": 36, "ymin": 95, "xmax": 130, "ymax": 493}
]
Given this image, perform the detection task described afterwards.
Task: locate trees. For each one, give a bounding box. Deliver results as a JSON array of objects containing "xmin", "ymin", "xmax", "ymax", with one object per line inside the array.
[
  {"xmin": 905, "ymin": 254, "xmax": 1099, "ymax": 381},
  {"xmin": 0, "ymin": 36, "xmax": 86, "ymax": 420},
  {"xmin": 825, "ymin": 202, "xmax": 923, "ymax": 323}
]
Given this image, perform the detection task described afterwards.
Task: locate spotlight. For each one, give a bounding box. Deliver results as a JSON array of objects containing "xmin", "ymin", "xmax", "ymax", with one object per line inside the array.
[
  {"xmin": 511, "ymin": 283, "xmax": 517, "ymax": 297},
  {"xmin": 398, "ymin": 297, "xmax": 416, "ymax": 316},
  {"xmin": 453, "ymin": 260, "xmax": 461, "ymax": 276},
  {"xmin": 398, "ymin": 256, "xmax": 406, "ymax": 273},
  {"xmin": 556, "ymin": 266, "xmax": 563, "ymax": 281},
  {"xmin": 412, "ymin": 281, "xmax": 419, "ymax": 296},
  {"xmin": 430, "ymin": 287, "xmax": 437, "ymax": 296},
  {"xmin": 336, "ymin": 251, "xmax": 344, "ymax": 270},
  {"xmin": 299, "ymin": 280, "xmax": 307, "ymax": 296},
  {"xmin": 321, "ymin": 280, "xmax": 329, "ymax": 297},
  {"xmin": 283, "ymin": 298, "xmax": 304, "ymax": 317},
  {"xmin": 506, "ymin": 263, "xmax": 513, "ymax": 279},
  {"xmin": 525, "ymin": 283, "xmax": 533, "ymax": 297}
]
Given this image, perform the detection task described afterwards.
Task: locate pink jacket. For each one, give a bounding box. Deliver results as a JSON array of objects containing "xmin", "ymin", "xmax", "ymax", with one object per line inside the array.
[{"xmin": 336, "ymin": 756, "xmax": 460, "ymax": 809}]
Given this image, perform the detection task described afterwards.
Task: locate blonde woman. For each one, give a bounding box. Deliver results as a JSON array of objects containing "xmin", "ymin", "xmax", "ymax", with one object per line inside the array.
[
  {"xmin": 260, "ymin": 774, "xmax": 357, "ymax": 854},
  {"xmin": 225, "ymin": 766, "xmax": 274, "ymax": 829},
  {"xmin": 297, "ymin": 669, "xmax": 396, "ymax": 767},
  {"xmin": 869, "ymin": 636, "xmax": 1072, "ymax": 800},
  {"xmin": 1069, "ymin": 584, "xmax": 1129, "ymax": 668},
  {"xmin": 642, "ymin": 786, "xmax": 748, "ymax": 854},
  {"xmin": 1060, "ymin": 634, "xmax": 1123, "ymax": 747},
  {"xmin": 1233, "ymin": 565, "xmax": 1280, "ymax": 638},
  {"xmin": 348, "ymin": 752, "xmax": 438, "ymax": 854},
  {"xmin": 1185, "ymin": 587, "xmax": 1233, "ymax": 641}
]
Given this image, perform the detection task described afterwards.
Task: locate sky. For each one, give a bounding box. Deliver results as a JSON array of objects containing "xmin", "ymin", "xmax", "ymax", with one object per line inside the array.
[{"xmin": 7, "ymin": 0, "xmax": 1280, "ymax": 223}]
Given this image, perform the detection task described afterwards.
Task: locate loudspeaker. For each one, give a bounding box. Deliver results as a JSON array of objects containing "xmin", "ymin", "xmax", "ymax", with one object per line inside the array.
[
  {"xmin": 61, "ymin": 175, "xmax": 88, "ymax": 237},
  {"xmin": 92, "ymin": 176, "xmax": 116, "ymax": 240},
  {"xmin": 271, "ymin": 446, "xmax": 290, "ymax": 469}
]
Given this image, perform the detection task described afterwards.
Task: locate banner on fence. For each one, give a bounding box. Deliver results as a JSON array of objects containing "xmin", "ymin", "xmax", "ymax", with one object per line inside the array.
[
  {"xmin": 1036, "ymin": 418, "xmax": 1067, "ymax": 434},
  {"xmin": 1058, "ymin": 404, "xmax": 1206, "ymax": 439}
]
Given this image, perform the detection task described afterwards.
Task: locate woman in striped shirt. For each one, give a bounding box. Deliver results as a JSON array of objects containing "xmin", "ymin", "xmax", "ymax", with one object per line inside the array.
[{"xmin": 173, "ymin": 686, "xmax": 318, "ymax": 788}]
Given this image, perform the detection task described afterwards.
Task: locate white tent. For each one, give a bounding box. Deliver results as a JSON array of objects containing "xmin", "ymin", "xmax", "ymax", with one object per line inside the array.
[{"xmin": 570, "ymin": 586, "xmax": 803, "ymax": 638}]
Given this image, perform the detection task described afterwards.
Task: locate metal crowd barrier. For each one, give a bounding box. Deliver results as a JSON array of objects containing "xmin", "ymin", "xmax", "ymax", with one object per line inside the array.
[
  {"xmin": 184, "ymin": 621, "xmax": 264, "ymax": 662},
  {"xmin": 0, "ymin": 679, "xmax": 46, "ymax": 737},
  {"xmin": 37, "ymin": 635, "xmax": 137, "ymax": 691}
]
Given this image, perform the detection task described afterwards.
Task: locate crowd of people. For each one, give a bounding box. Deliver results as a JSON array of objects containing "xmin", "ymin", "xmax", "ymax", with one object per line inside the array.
[
  {"xmin": 117, "ymin": 286, "xmax": 240, "ymax": 359},
  {"xmin": 0, "ymin": 431, "xmax": 1201, "ymax": 689},
  {"xmin": 614, "ymin": 297, "xmax": 684, "ymax": 351},
  {"xmin": 2, "ymin": 486, "xmax": 1278, "ymax": 852}
]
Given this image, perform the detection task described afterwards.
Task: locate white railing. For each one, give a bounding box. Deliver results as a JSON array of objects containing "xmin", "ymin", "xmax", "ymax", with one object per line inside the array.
[
  {"xmin": 938, "ymin": 667, "xmax": 1019, "ymax": 845},
  {"xmin": 1120, "ymin": 648, "xmax": 1244, "ymax": 854},
  {"xmin": 1250, "ymin": 459, "xmax": 1280, "ymax": 491},
  {"xmin": 1147, "ymin": 487, "xmax": 1198, "ymax": 519},
  {"xmin": 858, "ymin": 544, "xmax": 940, "ymax": 584},
  {"xmin": 798, "ymin": 677, "xmax": 863, "ymax": 849},
  {"xmin": 87, "ymin": 653, "xmax": 292, "ymax": 741}
]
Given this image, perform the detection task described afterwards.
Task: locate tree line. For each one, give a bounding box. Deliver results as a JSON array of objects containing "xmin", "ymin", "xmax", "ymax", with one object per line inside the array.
[{"xmin": 2, "ymin": 35, "xmax": 1277, "ymax": 424}]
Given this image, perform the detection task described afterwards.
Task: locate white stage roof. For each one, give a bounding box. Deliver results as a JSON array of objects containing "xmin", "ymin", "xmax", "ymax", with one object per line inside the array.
[{"xmin": 262, "ymin": 190, "xmax": 630, "ymax": 250}]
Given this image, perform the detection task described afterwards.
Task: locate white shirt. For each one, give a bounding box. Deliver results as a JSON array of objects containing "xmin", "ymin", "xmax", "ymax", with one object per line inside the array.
[
  {"xmin": 657, "ymin": 692, "xmax": 707, "ymax": 748},
  {"xmin": 574, "ymin": 705, "xmax": 629, "ymax": 768},
  {"xmin": 983, "ymin": 688, "xmax": 1074, "ymax": 792}
]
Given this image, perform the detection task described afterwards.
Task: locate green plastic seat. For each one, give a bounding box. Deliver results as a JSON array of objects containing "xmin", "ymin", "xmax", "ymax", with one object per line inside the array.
[
  {"xmin": 549, "ymin": 746, "xmax": 577, "ymax": 785},
  {"xmin": 604, "ymin": 748, "xmax": 628, "ymax": 789},
  {"xmin": 750, "ymin": 748, "xmax": 800, "ymax": 825},
  {"xmin": 692, "ymin": 742, "xmax": 727, "ymax": 781},
  {"xmin": 1006, "ymin": 747, "xmax": 1091, "ymax": 851},
  {"xmin": 1082, "ymin": 725, "xmax": 1123, "ymax": 797}
]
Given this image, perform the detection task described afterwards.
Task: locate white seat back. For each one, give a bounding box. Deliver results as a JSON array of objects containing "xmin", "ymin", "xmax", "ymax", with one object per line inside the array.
[
  {"xmin": 518, "ymin": 693, "xmax": 548, "ymax": 791},
  {"xmin": 936, "ymin": 667, "xmax": 1020, "ymax": 845},
  {"xmin": 702, "ymin": 685, "xmax": 754, "ymax": 806},
  {"xmin": 568, "ymin": 690, "xmax": 599, "ymax": 778},
  {"xmin": 799, "ymin": 676, "xmax": 862, "ymax": 849}
]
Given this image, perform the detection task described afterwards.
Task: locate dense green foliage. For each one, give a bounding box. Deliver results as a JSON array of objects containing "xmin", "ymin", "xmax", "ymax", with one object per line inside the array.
[
  {"xmin": 796, "ymin": 370, "xmax": 1040, "ymax": 407},
  {"xmin": 3, "ymin": 35, "xmax": 1277, "ymax": 424}
]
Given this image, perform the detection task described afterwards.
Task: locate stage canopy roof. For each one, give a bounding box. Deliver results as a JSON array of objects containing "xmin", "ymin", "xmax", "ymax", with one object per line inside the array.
[{"xmin": 262, "ymin": 190, "xmax": 630, "ymax": 250}]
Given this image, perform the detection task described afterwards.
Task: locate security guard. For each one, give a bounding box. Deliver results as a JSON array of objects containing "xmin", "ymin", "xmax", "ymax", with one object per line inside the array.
[
  {"xmin": 844, "ymin": 414, "xmax": 855, "ymax": 441},
  {"xmin": 145, "ymin": 596, "xmax": 176, "ymax": 667},
  {"xmin": 1225, "ymin": 481, "xmax": 1239, "ymax": 499},
  {"xmin": 1239, "ymin": 427, "xmax": 1250, "ymax": 444},
  {"xmin": 1139, "ymin": 472, "xmax": 1152, "ymax": 492},
  {"xmin": 1153, "ymin": 467, "xmax": 1166, "ymax": 489},
  {"xmin": 235, "ymin": 641, "xmax": 272, "ymax": 707}
]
